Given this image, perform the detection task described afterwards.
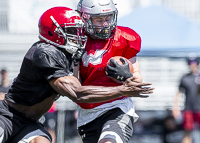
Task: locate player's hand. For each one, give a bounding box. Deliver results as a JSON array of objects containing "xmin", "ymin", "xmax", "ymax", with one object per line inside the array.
[
  {"xmin": 106, "ymin": 58, "xmax": 133, "ymax": 82},
  {"xmin": 73, "ymin": 49, "xmax": 85, "ymax": 66},
  {"xmin": 122, "ymin": 76, "xmax": 154, "ymax": 98}
]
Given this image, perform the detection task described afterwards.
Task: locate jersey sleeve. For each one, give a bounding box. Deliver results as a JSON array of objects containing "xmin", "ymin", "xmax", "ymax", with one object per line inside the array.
[
  {"xmin": 33, "ymin": 47, "xmax": 70, "ymax": 81},
  {"xmin": 119, "ymin": 26, "xmax": 141, "ymax": 59}
]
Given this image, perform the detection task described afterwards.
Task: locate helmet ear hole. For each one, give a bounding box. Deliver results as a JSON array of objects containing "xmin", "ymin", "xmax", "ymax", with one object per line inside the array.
[{"xmin": 48, "ymin": 31, "xmax": 53, "ymax": 36}]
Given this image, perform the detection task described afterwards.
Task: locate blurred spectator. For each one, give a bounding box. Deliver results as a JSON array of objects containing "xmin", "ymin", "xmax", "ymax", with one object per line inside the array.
[
  {"xmin": 172, "ymin": 56, "xmax": 200, "ymax": 143},
  {"xmin": 162, "ymin": 115, "xmax": 184, "ymax": 143},
  {"xmin": 0, "ymin": 68, "xmax": 11, "ymax": 100}
]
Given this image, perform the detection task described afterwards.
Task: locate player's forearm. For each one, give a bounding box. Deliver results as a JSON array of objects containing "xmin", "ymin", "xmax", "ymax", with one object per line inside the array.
[
  {"xmin": 50, "ymin": 75, "xmax": 153, "ymax": 103},
  {"xmin": 74, "ymin": 85, "xmax": 123, "ymax": 103},
  {"xmin": 132, "ymin": 71, "xmax": 142, "ymax": 83},
  {"xmin": 131, "ymin": 59, "xmax": 142, "ymax": 83},
  {"xmin": 49, "ymin": 75, "xmax": 124, "ymax": 103},
  {"xmin": 173, "ymin": 91, "xmax": 181, "ymax": 108}
]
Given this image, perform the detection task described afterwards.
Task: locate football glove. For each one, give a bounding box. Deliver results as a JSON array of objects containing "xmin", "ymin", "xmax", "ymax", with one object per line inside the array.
[
  {"xmin": 72, "ymin": 49, "xmax": 85, "ymax": 66},
  {"xmin": 106, "ymin": 58, "xmax": 133, "ymax": 82}
]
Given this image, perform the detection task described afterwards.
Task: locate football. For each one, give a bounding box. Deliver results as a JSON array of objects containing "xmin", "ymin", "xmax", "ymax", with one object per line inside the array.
[{"xmin": 107, "ymin": 56, "xmax": 133, "ymax": 83}]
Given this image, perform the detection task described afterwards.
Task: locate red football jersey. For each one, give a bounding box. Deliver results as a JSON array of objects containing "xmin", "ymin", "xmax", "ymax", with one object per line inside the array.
[{"xmin": 77, "ymin": 26, "xmax": 141, "ymax": 109}]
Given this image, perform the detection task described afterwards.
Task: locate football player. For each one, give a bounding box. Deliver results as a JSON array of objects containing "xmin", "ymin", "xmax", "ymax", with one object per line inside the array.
[
  {"xmin": 0, "ymin": 6, "xmax": 153, "ymax": 143},
  {"xmin": 76, "ymin": 0, "xmax": 151, "ymax": 143}
]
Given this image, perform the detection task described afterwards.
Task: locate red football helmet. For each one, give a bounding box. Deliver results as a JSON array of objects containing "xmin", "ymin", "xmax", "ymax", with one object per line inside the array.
[{"xmin": 39, "ymin": 7, "xmax": 87, "ymax": 59}]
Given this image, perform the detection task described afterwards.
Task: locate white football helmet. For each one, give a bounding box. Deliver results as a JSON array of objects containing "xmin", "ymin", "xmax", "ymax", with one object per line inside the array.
[{"xmin": 77, "ymin": 0, "xmax": 118, "ymax": 39}]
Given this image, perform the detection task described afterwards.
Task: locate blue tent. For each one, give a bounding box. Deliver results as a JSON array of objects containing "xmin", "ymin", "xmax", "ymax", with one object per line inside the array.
[{"xmin": 118, "ymin": 5, "xmax": 200, "ymax": 57}]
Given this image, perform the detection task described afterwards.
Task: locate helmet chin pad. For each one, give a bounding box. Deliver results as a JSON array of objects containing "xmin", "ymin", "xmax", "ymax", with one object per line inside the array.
[{"xmin": 93, "ymin": 26, "xmax": 112, "ymax": 39}]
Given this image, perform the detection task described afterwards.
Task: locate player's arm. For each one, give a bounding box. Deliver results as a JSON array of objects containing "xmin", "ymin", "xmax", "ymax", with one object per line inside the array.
[
  {"xmin": 131, "ymin": 58, "xmax": 142, "ymax": 83},
  {"xmin": 49, "ymin": 75, "xmax": 154, "ymax": 103},
  {"xmin": 172, "ymin": 90, "xmax": 181, "ymax": 118}
]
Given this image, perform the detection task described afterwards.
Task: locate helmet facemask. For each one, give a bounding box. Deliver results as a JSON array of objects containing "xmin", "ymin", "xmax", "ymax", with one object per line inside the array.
[
  {"xmin": 53, "ymin": 16, "xmax": 87, "ymax": 59},
  {"xmin": 59, "ymin": 24, "xmax": 87, "ymax": 59},
  {"xmin": 82, "ymin": 10, "xmax": 118, "ymax": 39}
]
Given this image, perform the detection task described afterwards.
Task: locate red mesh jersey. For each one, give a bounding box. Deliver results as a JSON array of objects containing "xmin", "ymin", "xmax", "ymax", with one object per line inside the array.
[{"xmin": 77, "ymin": 26, "xmax": 141, "ymax": 109}]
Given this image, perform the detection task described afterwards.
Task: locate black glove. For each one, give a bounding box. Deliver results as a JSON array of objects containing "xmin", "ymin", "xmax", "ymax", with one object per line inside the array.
[{"xmin": 106, "ymin": 58, "xmax": 133, "ymax": 82}]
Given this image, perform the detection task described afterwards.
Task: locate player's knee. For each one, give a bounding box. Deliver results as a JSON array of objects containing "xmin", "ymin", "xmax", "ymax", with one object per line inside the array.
[
  {"xmin": 98, "ymin": 131, "xmax": 122, "ymax": 143},
  {"xmin": 29, "ymin": 136, "xmax": 51, "ymax": 143}
]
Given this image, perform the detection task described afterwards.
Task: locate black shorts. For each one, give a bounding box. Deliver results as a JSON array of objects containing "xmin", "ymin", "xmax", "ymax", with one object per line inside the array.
[
  {"xmin": 78, "ymin": 108, "xmax": 134, "ymax": 143},
  {"xmin": 0, "ymin": 100, "xmax": 52, "ymax": 143}
]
